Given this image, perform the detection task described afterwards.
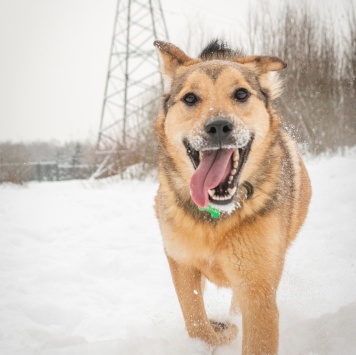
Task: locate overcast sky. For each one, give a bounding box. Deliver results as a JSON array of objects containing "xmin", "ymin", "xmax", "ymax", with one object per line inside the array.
[{"xmin": 0, "ymin": 0, "xmax": 351, "ymax": 143}]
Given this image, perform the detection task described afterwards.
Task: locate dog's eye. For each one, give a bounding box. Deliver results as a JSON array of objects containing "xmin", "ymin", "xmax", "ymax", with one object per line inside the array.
[
  {"xmin": 182, "ymin": 93, "xmax": 198, "ymax": 106},
  {"xmin": 234, "ymin": 88, "xmax": 250, "ymax": 102}
]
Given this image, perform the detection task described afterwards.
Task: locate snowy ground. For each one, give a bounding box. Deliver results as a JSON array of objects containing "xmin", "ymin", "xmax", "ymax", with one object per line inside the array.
[{"xmin": 1, "ymin": 153, "xmax": 356, "ymax": 355}]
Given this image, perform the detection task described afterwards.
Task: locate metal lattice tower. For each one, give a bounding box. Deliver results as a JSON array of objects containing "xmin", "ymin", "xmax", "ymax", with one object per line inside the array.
[{"xmin": 95, "ymin": 0, "xmax": 168, "ymax": 177}]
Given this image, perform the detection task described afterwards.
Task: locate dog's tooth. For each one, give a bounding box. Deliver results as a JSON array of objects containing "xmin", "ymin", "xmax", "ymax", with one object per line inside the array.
[
  {"xmin": 208, "ymin": 189, "xmax": 215, "ymax": 197},
  {"xmin": 233, "ymin": 151, "xmax": 238, "ymax": 161},
  {"xmin": 231, "ymin": 168, "xmax": 237, "ymax": 175},
  {"xmin": 228, "ymin": 187, "xmax": 236, "ymax": 196},
  {"xmin": 233, "ymin": 161, "xmax": 238, "ymax": 168}
]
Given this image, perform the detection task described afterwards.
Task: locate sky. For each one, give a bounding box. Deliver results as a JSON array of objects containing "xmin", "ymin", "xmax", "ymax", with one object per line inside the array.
[{"xmin": 0, "ymin": 0, "xmax": 352, "ymax": 143}]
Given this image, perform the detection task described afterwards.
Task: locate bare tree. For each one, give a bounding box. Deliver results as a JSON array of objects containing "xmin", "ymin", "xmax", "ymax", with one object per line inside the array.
[
  {"xmin": 0, "ymin": 143, "xmax": 31, "ymax": 184},
  {"xmin": 247, "ymin": 1, "xmax": 356, "ymax": 154}
]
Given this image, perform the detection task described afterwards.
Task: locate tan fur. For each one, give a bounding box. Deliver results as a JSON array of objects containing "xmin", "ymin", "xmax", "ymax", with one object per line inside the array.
[{"xmin": 154, "ymin": 41, "xmax": 311, "ymax": 354}]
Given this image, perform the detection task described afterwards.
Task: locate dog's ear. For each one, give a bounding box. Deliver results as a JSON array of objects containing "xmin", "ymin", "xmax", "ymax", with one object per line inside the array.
[
  {"xmin": 236, "ymin": 56, "xmax": 287, "ymax": 73},
  {"xmin": 154, "ymin": 41, "xmax": 195, "ymax": 78},
  {"xmin": 236, "ymin": 56, "xmax": 287, "ymax": 100}
]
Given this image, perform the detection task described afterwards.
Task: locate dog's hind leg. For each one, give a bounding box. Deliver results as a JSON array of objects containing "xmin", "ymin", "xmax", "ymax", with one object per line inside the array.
[{"xmin": 166, "ymin": 254, "xmax": 237, "ymax": 346}]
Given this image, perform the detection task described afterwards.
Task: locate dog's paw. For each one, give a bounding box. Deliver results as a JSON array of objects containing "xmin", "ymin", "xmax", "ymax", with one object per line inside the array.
[
  {"xmin": 209, "ymin": 320, "xmax": 238, "ymax": 344},
  {"xmin": 190, "ymin": 320, "xmax": 238, "ymax": 346},
  {"xmin": 188, "ymin": 319, "xmax": 238, "ymax": 346},
  {"xmin": 209, "ymin": 320, "xmax": 238, "ymax": 346},
  {"xmin": 210, "ymin": 320, "xmax": 230, "ymax": 331}
]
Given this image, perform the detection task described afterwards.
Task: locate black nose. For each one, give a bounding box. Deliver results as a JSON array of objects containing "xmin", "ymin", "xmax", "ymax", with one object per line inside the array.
[{"xmin": 204, "ymin": 118, "xmax": 233, "ymax": 136}]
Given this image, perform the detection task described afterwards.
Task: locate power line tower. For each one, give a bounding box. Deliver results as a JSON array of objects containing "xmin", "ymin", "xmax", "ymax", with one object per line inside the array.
[{"xmin": 95, "ymin": 0, "xmax": 168, "ymax": 177}]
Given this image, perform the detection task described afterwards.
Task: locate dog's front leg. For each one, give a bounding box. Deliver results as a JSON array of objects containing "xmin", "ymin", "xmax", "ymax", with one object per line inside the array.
[
  {"xmin": 166, "ymin": 254, "xmax": 237, "ymax": 346},
  {"xmin": 237, "ymin": 283, "xmax": 279, "ymax": 355}
]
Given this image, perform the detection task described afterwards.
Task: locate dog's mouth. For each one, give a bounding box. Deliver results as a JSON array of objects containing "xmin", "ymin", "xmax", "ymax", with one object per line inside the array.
[{"xmin": 185, "ymin": 138, "xmax": 253, "ymax": 208}]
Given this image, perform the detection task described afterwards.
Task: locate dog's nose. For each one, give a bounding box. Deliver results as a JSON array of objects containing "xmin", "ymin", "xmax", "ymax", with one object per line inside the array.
[{"xmin": 204, "ymin": 118, "xmax": 233, "ymax": 136}]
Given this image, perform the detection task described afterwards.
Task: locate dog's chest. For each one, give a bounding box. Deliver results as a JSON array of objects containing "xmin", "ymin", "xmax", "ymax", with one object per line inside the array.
[{"xmin": 162, "ymin": 224, "xmax": 231, "ymax": 287}]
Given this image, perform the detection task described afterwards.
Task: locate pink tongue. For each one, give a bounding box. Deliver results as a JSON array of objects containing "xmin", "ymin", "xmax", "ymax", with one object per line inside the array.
[{"xmin": 190, "ymin": 149, "xmax": 234, "ymax": 208}]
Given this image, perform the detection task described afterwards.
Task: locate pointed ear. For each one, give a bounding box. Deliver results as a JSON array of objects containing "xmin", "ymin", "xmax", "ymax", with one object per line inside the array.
[
  {"xmin": 236, "ymin": 55, "xmax": 287, "ymax": 73},
  {"xmin": 154, "ymin": 40, "xmax": 195, "ymax": 78},
  {"xmin": 236, "ymin": 56, "xmax": 287, "ymax": 100}
]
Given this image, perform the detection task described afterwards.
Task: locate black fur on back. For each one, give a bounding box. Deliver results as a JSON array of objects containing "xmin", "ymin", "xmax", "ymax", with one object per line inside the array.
[{"xmin": 199, "ymin": 39, "xmax": 245, "ymax": 61}]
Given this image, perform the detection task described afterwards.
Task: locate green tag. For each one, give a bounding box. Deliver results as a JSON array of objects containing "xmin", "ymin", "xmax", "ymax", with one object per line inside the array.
[{"xmin": 198, "ymin": 204, "xmax": 220, "ymax": 218}]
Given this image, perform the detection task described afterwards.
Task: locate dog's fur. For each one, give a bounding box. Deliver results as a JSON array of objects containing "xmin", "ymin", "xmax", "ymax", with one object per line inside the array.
[{"xmin": 153, "ymin": 39, "xmax": 311, "ymax": 354}]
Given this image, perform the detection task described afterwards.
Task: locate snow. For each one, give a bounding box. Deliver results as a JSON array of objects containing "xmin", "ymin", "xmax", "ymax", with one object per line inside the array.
[{"xmin": 0, "ymin": 153, "xmax": 356, "ymax": 355}]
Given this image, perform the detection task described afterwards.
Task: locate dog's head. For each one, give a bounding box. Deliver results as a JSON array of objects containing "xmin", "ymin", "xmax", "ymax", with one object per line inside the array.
[{"xmin": 154, "ymin": 39, "xmax": 286, "ymax": 210}]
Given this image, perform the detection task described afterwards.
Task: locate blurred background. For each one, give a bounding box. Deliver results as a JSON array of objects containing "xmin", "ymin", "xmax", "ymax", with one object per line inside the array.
[{"xmin": 0, "ymin": 0, "xmax": 355, "ymax": 183}]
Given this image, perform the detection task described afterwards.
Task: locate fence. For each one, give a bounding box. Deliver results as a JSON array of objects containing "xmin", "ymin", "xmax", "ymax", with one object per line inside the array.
[{"xmin": 0, "ymin": 161, "xmax": 97, "ymax": 183}]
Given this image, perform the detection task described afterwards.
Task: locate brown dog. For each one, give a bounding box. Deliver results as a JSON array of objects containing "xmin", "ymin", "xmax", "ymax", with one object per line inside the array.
[{"xmin": 153, "ymin": 39, "xmax": 311, "ymax": 354}]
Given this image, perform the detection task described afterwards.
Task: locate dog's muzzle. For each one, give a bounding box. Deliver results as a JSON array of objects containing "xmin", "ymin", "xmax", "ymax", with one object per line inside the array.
[{"xmin": 184, "ymin": 121, "xmax": 253, "ymax": 208}]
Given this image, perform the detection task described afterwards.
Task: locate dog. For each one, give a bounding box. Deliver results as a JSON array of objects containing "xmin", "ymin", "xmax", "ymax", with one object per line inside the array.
[{"xmin": 153, "ymin": 39, "xmax": 311, "ymax": 355}]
